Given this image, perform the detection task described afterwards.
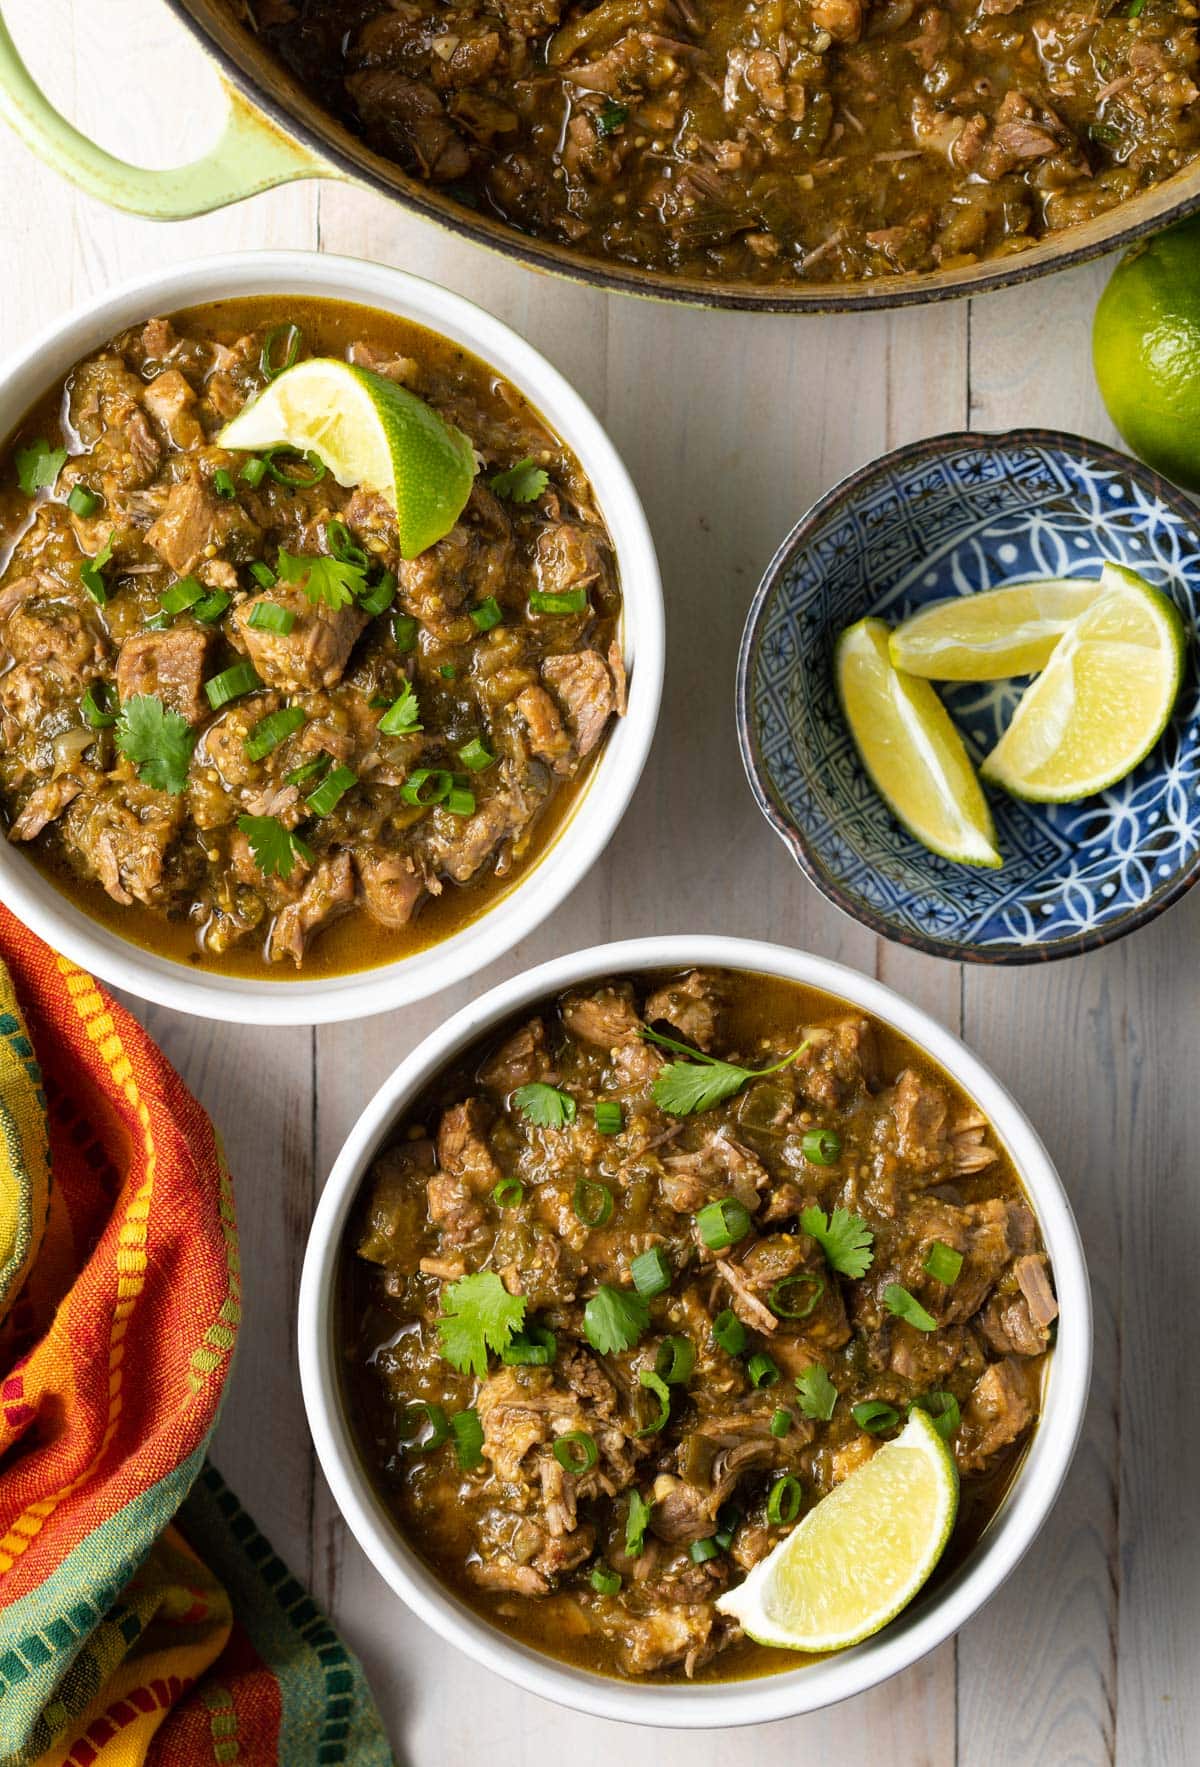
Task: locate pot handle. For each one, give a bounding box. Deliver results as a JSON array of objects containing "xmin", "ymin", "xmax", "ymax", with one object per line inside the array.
[{"xmin": 0, "ymin": 11, "xmax": 340, "ymax": 217}]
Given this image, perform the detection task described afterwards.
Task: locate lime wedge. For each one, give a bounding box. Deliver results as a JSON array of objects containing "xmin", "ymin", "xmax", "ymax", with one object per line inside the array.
[
  {"xmin": 836, "ymin": 618, "xmax": 1002, "ymax": 867},
  {"xmin": 980, "ymin": 562, "xmax": 1185, "ymax": 801},
  {"xmin": 889, "ymin": 578, "xmax": 1103, "ymax": 680},
  {"xmin": 716, "ymin": 1410, "xmax": 958, "ymax": 1652},
  {"xmin": 218, "ymin": 358, "xmax": 477, "ymax": 559}
]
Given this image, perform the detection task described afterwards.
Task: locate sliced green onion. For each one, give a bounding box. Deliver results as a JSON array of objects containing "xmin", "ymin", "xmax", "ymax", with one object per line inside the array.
[
  {"xmin": 205, "ymin": 661, "xmax": 261, "ymax": 711},
  {"xmin": 852, "ymin": 1400, "xmax": 900, "ymax": 1434},
  {"xmin": 260, "ymin": 322, "xmax": 302, "ymax": 380},
  {"xmin": 747, "ymin": 1352, "xmax": 780, "ymax": 1389},
  {"xmin": 635, "ymin": 1369, "xmax": 671, "ymax": 1436},
  {"xmin": 573, "ymin": 1177, "xmax": 614, "ymax": 1228},
  {"xmin": 192, "ymin": 590, "xmax": 231, "ymax": 623},
  {"xmin": 249, "ymin": 560, "xmax": 276, "ymax": 589},
  {"xmin": 247, "ymin": 601, "xmax": 295, "ymax": 635},
  {"xmin": 400, "ymin": 768, "xmax": 452, "ymax": 808},
  {"xmin": 910, "ymin": 1390, "xmax": 961, "ymax": 1440},
  {"xmin": 630, "ymin": 1247, "xmax": 670, "ymax": 1298},
  {"xmin": 767, "ymin": 1474, "xmax": 802, "ymax": 1526},
  {"xmin": 141, "ymin": 609, "xmax": 174, "ymax": 632},
  {"xmin": 695, "ymin": 1197, "xmax": 752, "ymax": 1251},
  {"xmin": 591, "ymin": 1564, "xmax": 621, "ymax": 1596},
  {"xmin": 492, "ymin": 1176, "xmax": 525, "ymax": 1208},
  {"xmin": 712, "ymin": 1308, "xmax": 747, "ymax": 1356},
  {"xmin": 502, "ymin": 1324, "xmax": 557, "ymax": 1367},
  {"xmin": 239, "ymin": 456, "xmax": 269, "ymax": 489},
  {"xmin": 263, "ymin": 447, "xmax": 325, "ymax": 488},
  {"xmin": 530, "ymin": 587, "xmax": 588, "ymax": 615},
  {"xmin": 397, "ymin": 1399, "xmax": 449, "ymax": 1452},
  {"xmin": 392, "ymin": 613, "xmax": 418, "ymax": 651},
  {"xmin": 67, "ymin": 484, "xmax": 101, "ymax": 518},
  {"xmin": 450, "ymin": 1407, "xmax": 484, "ymax": 1470},
  {"xmin": 689, "ymin": 1536, "xmax": 720, "ymax": 1564},
  {"xmin": 445, "ymin": 787, "xmax": 475, "ymax": 817},
  {"xmin": 470, "ymin": 596, "xmax": 503, "ymax": 633},
  {"xmin": 160, "ymin": 576, "xmax": 204, "ymax": 615},
  {"xmin": 244, "ymin": 706, "xmax": 305, "ymax": 761},
  {"xmin": 305, "ymin": 763, "xmax": 357, "ymax": 817},
  {"xmin": 80, "ymin": 531, "xmax": 114, "ymax": 605},
  {"xmin": 713, "ymin": 1502, "xmax": 742, "ymax": 1551},
  {"xmin": 924, "ymin": 1241, "xmax": 964, "ymax": 1285},
  {"xmin": 654, "ymin": 1335, "xmax": 695, "ymax": 1385},
  {"xmin": 212, "ymin": 468, "xmax": 236, "ymax": 500},
  {"xmin": 439, "ymin": 663, "xmax": 457, "ymax": 680},
  {"xmin": 286, "ymin": 753, "xmax": 330, "ymax": 788},
  {"xmin": 768, "ymin": 1273, "xmax": 824, "ymax": 1320},
  {"xmin": 801, "ymin": 1129, "xmax": 842, "ymax": 1165},
  {"xmin": 457, "ymin": 738, "xmax": 494, "ymax": 772},
  {"xmin": 326, "ymin": 519, "xmax": 369, "ymax": 569},
  {"xmin": 82, "ymin": 680, "xmax": 117, "ymax": 728},
  {"xmin": 553, "ymin": 1431, "xmax": 597, "ymax": 1474},
  {"xmin": 593, "ymin": 1100, "xmax": 624, "ymax": 1136},
  {"xmin": 625, "ymin": 1489, "xmax": 651, "ymax": 1558},
  {"xmin": 359, "ymin": 571, "xmax": 395, "ymax": 617},
  {"xmin": 770, "ymin": 1407, "xmax": 792, "ymax": 1438}
]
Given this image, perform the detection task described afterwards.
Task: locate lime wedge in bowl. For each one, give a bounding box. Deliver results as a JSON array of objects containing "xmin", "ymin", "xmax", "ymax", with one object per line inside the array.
[
  {"xmin": 219, "ymin": 357, "xmax": 477, "ymax": 558},
  {"xmin": 981, "ymin": 562, "xmax": 1186, "ymax": 802},
  {"xmin": 836, "ymin": 618, "xmax": 1001, "ymax": 867},
  {"xmin": 889, "ymin": 577, "xmax": 1102, "ymax": 680},
  {"xmin": 716, "ymin": 1409, "xmax": 958, "ymax": 1653}
]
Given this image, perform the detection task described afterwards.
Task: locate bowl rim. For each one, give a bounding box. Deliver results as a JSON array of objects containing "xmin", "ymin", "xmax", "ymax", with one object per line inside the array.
[
  {"xmin": 0, "ymin": 249, "xmax": 665, "ymax": 1024},
  {"xmin": 298, "ymin": 934, "xmax": 1092, "ymax": 1728},
  {"xmin": 169, "ymin": 0, "xmax": 1200, "ymax": 315},
  {"xmin": 735, "ymin": 425, "xmax": 1200, "ymax": 966}
]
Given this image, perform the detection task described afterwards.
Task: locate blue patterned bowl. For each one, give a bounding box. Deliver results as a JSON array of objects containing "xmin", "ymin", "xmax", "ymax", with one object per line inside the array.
[{"xmin": 736, "ymin": 430, "xmax": 1200, "ymax": 963}]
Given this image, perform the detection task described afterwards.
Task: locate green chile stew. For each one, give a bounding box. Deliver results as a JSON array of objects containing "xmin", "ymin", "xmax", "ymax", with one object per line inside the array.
[
  {"xmin": 0, "ymin": 298, "xmax": 624, "ymax": 978},
  {"xmin": 341, "ymin": 967, "xmax": 1058, "ymax": 1682},
  {"xmin": 237, "ymin": 0, "xmax": 1200, "ymax": 288}
]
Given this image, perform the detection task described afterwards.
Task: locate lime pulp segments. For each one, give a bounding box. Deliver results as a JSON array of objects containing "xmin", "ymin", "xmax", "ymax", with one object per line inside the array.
[
  {"xmin": 218, "ymin": 357, "xmax": 477, "ymax": 559},
  {"xmin": 715, "ymin": 1410, "xmax": 959, "ymax": 1652},
  {"xmin": 980, "ymin": 562, "xmax": 1185, "ymax": 801},
  {"xmin": 836, "ymin": 618, "xmax": 1001, "ymax": 867},
  {"xmin": 888, "ymin": 577, "xmax": 1103, "ymax": 680}
]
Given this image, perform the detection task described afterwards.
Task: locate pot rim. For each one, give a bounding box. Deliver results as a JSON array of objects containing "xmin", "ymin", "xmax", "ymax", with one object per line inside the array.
[{"xmin": 298, "ymin": 934, "xmax": 1092, "ymax": 1728}]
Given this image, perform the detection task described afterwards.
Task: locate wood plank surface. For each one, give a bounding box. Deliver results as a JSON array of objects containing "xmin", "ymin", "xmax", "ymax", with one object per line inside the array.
[{"xmin": 1, "ymin": 2, "xmax": 1193, "ymax": 1761}]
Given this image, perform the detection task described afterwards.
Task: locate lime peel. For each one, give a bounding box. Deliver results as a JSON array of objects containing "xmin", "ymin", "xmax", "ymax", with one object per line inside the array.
[
  {"xmin": 715, "ymin": 1409, "xmax": 958, "ymax": 1653},
  {"xmin": 218, "ymin": 357, "xmax": 477, "ymax": 559}
]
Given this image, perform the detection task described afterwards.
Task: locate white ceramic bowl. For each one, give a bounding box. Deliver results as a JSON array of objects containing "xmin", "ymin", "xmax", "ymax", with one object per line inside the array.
[
  {"xmin": 299, "ymin": 935, "xmax": 1092, "ymax": 1728},
  {"xmin": 0, "ymin": 252, "xmax": 663, "ymax": 1023}
]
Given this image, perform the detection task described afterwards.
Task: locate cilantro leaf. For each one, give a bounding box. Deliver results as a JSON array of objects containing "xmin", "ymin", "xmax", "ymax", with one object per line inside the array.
[
  {"xmin": 114, "ymin": 694, "xmax": 196, "ymax": 795},
  {"xmin": 236, "ymin": 813, "xmax": 314, "ymax": 880},
  {"xmin": 625, "ymin": 1488, "xmax": 652, "ymax": 1557},
  {"xmin": 16, "ymin": 438, "xmax": 67, "ymax": 496},
  {"xmin": 883, "ymin": 1284, "xmax": 938, "ymax": 1333},
  {"xmin": 799, "ymin": 1205, "xmax": 874, "ymax": 1279},
  {"xmin": 794, "ymin": 1363, "xmax": 838, "ymax": 1422},
  {"xmin": 276, "ymin": 547, "xmax": 366, "ymax": 610},
  {"xmin": 641, "ymin": 1026, "xmax": 810, "ymax": 1119},
  {"xmin": 582, "ymin": 1283, "xmax": 649, "ymax": 1356},
  {"xmin": 378, "ymin": 678, "xmax": 422, "ymax": 737},
  {"xmin": 488, "ymin": 457, "xmax": 549, "ymax": 504},
  {"xmin": 512, "ymin": 1082, "xmax": 577, "ymax": 1129},
  {"xmin": 596, "ymin": 102, "xmax": 628, "ymax": 137},
  {"xmin": 438, "ymin": 1271, "xmax": 526, "ymax": 1376}
]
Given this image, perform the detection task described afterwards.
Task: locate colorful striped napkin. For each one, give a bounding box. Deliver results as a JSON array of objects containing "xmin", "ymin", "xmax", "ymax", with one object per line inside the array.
[{"xmin": 0, "ymin": 904, "xmax": 392, "ymax": 1766}]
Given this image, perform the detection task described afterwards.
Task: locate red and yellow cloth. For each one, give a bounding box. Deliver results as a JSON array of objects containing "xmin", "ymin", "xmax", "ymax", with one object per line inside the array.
[{"xmin": 0, "ymin": 904, "xmax": 392, "ymax": 1766}]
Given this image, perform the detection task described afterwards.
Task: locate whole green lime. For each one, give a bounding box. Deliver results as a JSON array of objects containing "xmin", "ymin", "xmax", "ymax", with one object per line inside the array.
[{"xmin": 1093, "ymin": 213, "xmax": 1200, "ymax": 493}]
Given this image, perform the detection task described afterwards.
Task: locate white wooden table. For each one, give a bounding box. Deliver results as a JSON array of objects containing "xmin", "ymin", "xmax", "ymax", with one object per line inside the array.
[{"xmin": 4, "ymin": 4, "xmax": 1197, "ymax": 1762}]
